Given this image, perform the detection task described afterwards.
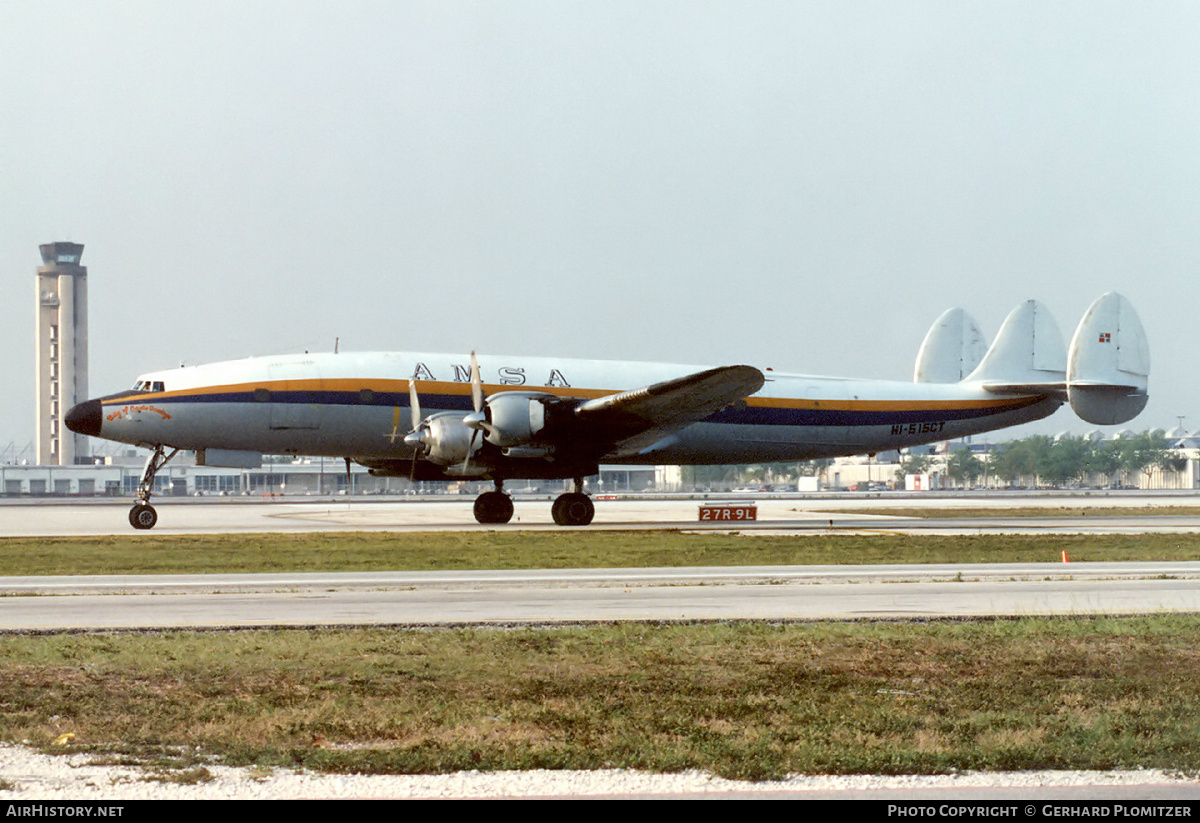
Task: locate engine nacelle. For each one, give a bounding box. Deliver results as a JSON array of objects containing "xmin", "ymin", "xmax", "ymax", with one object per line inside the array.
[
  {"xmin": 417, "ymin": 412, "xmax": 480, "ymax": 466},
  {"xmin": 483, "ymin": 392, "xmax": 552, "ymax": 448}
]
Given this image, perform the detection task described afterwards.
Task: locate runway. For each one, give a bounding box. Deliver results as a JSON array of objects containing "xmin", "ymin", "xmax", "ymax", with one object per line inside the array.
[
  {"xmin": 1, "ymin": 493, "xmax": 1197, "ymax": 631},
  {"xmin": 4, "ymin": 491, "xmax": 1200, "ymax": 536}
]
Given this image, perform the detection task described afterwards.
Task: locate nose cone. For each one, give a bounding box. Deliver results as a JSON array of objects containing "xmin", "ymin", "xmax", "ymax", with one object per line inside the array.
[{"xmin": 65, "ymin": 399, "xmax": 103, "ymax": 437}]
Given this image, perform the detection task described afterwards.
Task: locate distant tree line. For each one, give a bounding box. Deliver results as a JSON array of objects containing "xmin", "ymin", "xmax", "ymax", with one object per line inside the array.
[
  {"xmin": 676, "ymin": 431, "xmax": 1188, "ymax": 491},
  {"xmin": 958, "ymin": 430, "xmax": 1187, "ymax": 489}
]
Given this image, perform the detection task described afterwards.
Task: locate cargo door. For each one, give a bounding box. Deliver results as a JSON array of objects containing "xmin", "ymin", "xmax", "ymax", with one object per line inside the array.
[{"xmin": 267, "ymin": 361, "xmax": 323, "ymax": 431}]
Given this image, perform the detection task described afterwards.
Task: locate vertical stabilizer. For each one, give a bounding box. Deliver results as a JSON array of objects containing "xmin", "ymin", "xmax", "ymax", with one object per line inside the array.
[
  {"xmin": 1066, "ymin": 292, "xmax": 1149, "ymax": 425},
  {"xmin": 965, "ymin": 300, "xmax": 1066, "ymax": 386},
  {"xmin": 914, "ymin": 308, "xmax": 987, "ymax": 383}
]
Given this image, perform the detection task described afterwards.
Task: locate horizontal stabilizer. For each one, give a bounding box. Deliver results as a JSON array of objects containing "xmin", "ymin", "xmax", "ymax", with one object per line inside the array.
[
  {"xmin": 914, "ymin": 308, "xmax": 987, "ymax": 383},
  {"xmin": 1066, "ymin": 292, "xmax": 1149, "ymax": 425},
  {"xmin": 966, "ymin": 300, "xmax": 1066, "ymax": 389}
]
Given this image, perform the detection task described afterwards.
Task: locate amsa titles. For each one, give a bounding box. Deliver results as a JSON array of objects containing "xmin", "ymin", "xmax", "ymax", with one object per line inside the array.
[{"xmin": 410, "ymin": 362, "xmax": 570, "ymax": 388}]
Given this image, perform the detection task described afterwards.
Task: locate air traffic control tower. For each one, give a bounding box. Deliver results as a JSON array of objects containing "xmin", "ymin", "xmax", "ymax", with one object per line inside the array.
[{"xmin": 35, "ymin": 242, "xmax": 88, "ymax": 465}]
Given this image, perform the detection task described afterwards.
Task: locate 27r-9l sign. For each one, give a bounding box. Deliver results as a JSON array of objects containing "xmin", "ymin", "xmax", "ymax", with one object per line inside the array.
[{"xmin": 698, "ymin": 504, "xmax": 758, "ymax": 521}]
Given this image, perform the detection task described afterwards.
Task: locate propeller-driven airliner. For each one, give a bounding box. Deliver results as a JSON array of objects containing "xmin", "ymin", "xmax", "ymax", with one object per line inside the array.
[{"xmin": 66, "ymin": 292, "xmax": 1149, "ymax": 529}]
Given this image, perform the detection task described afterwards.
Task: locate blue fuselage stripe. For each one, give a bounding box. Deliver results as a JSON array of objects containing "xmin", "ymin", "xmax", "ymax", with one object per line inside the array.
[{"xmin": 123, "ymin": 390, "xmax": 1040, "ymax": 428}]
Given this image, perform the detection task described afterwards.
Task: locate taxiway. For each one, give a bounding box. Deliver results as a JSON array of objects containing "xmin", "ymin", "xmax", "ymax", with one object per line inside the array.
[{"xmin": 0, "ymin": 563, "xmax": 1197, "ymax": 631}]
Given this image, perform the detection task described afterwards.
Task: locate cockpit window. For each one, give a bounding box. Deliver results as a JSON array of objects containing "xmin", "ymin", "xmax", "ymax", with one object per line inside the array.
[{"xmin": 133, "ymin": 380, "xmax": 166, "ymax": 393}]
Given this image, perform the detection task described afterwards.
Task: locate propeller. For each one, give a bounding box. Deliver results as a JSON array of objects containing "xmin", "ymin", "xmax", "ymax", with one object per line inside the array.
[
  {"xmin": 462, "ymin": 352, "xmax": 493, "ymax": 428},
  {"xmin": 460, "ymin": 352, "xmax": 486, "ymax": 474},
  {"xmin": 404, "ymin": 376, "xmax": 424, "ymax": 481},
  {"xmin": 401, "ymin": 353, "xmax": 489, "ymax": 478},
  {"xmin": 409, "ymin": 377, "xmax": 422, "ymax": 432},
  {"xmin": 471, "ymin": 351, "xmax": 484, "ymax": 417}
]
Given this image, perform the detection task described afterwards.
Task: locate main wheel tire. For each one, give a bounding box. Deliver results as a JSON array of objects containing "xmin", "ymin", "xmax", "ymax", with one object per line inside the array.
[
  {"xmin": 551, "ymin": 493, "xmax": 594, "ymax": 526},
  {"xmin": 129, "ymin": 504, "xmax": 158, "ymax": 530},
  {"xmin": 473, "ymin": 491, "xmax": 514, "ymax": 524}
]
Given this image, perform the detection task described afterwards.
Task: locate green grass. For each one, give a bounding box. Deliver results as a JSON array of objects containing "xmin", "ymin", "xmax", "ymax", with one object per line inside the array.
[
  {"xmin": 3, "ymin": 618, "xmax": 1200, "ymax": 780},
  {"xmin": 819, "ymin": 506, "xmax": 1200, "ymax": 519},
  {"xmin": 3, "ymin": 527, "xmax": 1198, "ymax": 780},
  {"xmin": 3, "ymin": 530, "xmax": 1200, "ymax": 577}
]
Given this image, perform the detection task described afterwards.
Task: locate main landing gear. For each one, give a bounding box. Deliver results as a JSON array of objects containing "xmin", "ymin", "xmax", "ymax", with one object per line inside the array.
[
  {"xmin": 551, "ymin": 476, "xmax": 595, "ymax": 526},
  {"xmin": 128, "ymin": 445, "xmax": 179, "ymax": 530},
  {"xmin": 470, "ymin": 477, "xmax": 596, "ymax": 526},
  {"xmin": 473, "ymin": 481, "xmax": 515, "ymax": 524},
  {"xmin": 551, "ymin": 490, "xmax": 594, "ymax": 526},
  {"xmin": 552, "ymin": 476, "xmax": 594, "ymax": 526}
]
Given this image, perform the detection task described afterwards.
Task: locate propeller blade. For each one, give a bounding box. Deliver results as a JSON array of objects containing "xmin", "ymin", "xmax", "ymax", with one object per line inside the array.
[
  {"xmin": 407, "ymin": 377, "xmax": 425, "ymax": 483},
  {"xmin": 405, "ymin": 425, "xmax": 423, "ymax": 482},
  {"xmin": 470, "ymin": 351, "xmax": 484, "ymax": 413},
  {"xmin": 460, "ymin": 428, "xmax": 481, "ymax": 476},
  {"xmin": 408, "ymin": 378, "xmax": 422, "ymax": 432}
]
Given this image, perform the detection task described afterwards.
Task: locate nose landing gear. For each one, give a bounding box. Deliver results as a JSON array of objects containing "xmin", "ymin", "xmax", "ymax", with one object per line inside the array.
[
  {"xmin": 128, "ymin": 445, "xmax": 179, "ymax": 530},
  {"xmin": 129, "ymin": 503, "xmax": 158, "ymax": 530}
]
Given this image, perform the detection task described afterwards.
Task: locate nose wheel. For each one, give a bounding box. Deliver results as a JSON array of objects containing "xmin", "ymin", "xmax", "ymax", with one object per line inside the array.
[
  {"xmin": 129, "ymin": 503, "xmax": 158, "ymax": 530},
  {"xmin": 127, "ymin": 445, "xmax": 179, "ymax": 530}
]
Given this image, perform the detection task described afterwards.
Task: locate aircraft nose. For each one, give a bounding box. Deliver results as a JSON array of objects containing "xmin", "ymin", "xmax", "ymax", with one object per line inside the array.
[{"xmin": 65, "ymin": 399, "xmax": 102, "ymax": 437}]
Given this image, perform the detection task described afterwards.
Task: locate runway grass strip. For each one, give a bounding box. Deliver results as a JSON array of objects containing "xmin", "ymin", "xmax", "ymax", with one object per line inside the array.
[
  {"xmin": 816, "ymin": 506, "xmax": 1200, "ymax": 519},
  {"xmin": 2, "ymin": 531, "xmax": 1200, "ymax": 576},
  {"xmin": 2, "ymin": 617, "xmax": 1200, "ymax": 780}
]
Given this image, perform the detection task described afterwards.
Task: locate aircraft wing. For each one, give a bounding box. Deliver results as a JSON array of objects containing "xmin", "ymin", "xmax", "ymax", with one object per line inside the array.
[{"xmin": 573, "ymin": 365, "xmax": 765, "ymax": 457}]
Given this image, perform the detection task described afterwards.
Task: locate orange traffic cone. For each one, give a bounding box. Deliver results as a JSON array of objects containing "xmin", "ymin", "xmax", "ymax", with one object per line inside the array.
[{"xmin": 1061, "ymin": 550, "xmax": 1070, "ymax": 563}]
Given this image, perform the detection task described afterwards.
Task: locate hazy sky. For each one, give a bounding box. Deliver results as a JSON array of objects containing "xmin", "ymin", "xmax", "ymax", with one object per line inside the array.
[{"xmin": 3, "ymin": 1, "xmax": 1198, "ymax": 454}]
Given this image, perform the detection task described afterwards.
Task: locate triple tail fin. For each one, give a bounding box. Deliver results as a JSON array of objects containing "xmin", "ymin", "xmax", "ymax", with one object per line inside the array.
[
  {"xmin": 954, "ymin": 293, "xmax": 1149, "ymax": 425},
  {"xmin": 965, "ymin": 300, "xmax": 1067, "ymax": 391},
  {"xmin": 913, "ymin": 308, "xmax": 987, "ymax": 383},
  {"xmin": 1066, "ymin": 292, "xmax": 1149, "ymax": 425}
]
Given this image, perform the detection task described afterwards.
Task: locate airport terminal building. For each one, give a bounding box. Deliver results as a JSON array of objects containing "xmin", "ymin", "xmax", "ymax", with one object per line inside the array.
[
  {"xmin": 1, "ymin": 444, "xmax": 1197, "ymax": 497},
  {"xmin": 0, "ymin": 451, "xmax": 660, "ymax": 498}
]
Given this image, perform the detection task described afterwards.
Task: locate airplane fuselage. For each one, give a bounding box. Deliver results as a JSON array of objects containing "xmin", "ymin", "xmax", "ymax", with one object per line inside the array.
[
  {"xmin": 62, "ymin": 292, "xmax": 1148, "ymax": 528},
  {"xmin": 77, "ymin": 350, "xmax": 1060, "ymax": 470}
]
